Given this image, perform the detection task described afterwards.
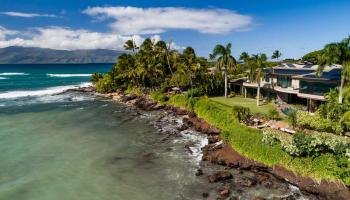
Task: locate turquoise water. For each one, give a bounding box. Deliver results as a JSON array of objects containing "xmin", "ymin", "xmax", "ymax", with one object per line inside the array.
[
  {"xmin": 0, "ymin": 64, "xmax": 206, "ymax": 200},
  {"xmin": 0, "ymin": 64, "xmax": 112, "ymax": 92}
]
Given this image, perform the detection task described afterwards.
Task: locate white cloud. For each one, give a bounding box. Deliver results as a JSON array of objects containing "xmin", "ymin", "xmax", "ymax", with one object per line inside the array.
[
  {"xmin": 0, "ymin": 26, "xmax": 18, "ymax": 41},
  {"xmin": 83, "ymin": 6, "xmax": 253, "ymax": 35},
  {"xmin": 1, "ymin": 11, "xmax": 57, "ymax": 18},
  {"xmin": 0, "ymin": 26, "xmax": 182, "ymax": 51}
]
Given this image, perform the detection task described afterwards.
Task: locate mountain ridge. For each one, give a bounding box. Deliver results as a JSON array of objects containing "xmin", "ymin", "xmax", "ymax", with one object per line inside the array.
[{"xmin": 0, "ymin": 46, "xmax": 124, "ymax": 64}]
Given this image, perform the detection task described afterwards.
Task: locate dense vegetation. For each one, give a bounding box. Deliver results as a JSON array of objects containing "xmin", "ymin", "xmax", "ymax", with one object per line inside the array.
[{"xmin": 92, "ymin": 38, "xmax": 230, "ymax": 97}]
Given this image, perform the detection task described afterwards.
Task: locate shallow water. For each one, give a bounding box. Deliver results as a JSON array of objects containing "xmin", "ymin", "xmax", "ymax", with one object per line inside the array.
[{"xmin": 0, "ymin": 99, "xmax": 210, "ymax": 200}]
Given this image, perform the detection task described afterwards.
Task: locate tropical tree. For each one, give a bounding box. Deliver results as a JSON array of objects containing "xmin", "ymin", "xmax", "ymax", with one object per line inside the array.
[
  {"xmin": 251, "ymin": 54, "xmax": 268, "ymax": 106},
  {"xmin": 271, "ymin": 50, "xmax": 282, "ymax": 61},
  {"xmin": 239, "ymin": 52, "xmax": 250, "ymax": 62},
  {"xmin": 154, "ymin": 40, "xmax": 174, "ymax": 76},
  {"xmin": 270, "ymin": 50, "xmax": 281, "ymax": 88},
  {"xmin": 210, "ymin": 43, "xmax": 237, "ymax": 98},
  {"xmin": 318, "ymin": 36, "xmax": 350, "ymax": 103},
  {"xmin": 123, "ymin": 39, "xmax": 138, "ymax": 52}
]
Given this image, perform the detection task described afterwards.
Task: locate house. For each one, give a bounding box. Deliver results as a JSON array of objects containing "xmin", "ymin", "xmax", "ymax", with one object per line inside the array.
[{"xmin": 230, "ymin": 63, "xmax": 342, "ymax": 112}]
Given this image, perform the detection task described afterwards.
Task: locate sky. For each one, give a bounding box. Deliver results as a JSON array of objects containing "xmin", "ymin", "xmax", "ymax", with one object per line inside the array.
[{"xmin": 0, "ymin": 0, "xmax": 349, "ymax": 59}]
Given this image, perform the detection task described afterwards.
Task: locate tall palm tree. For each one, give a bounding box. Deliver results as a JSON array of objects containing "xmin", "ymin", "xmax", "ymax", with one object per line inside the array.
[
  {"xmin": 318, "ymin": 36, "xmax": 350, "ymax": 103},
  {"xmin": 182, "ymin": 47, "xmax": 201, "ymax": 86},
  {"xmin": 210, "ymin": 43, "xmax": 237, "ymax": 98},
  {"xmin": 270, "ymin": 50, "xmax": 282, "ymax": 88},
  {"xmin": 251, "ymin": 54, "xmax": 268, "ymax": 106},
  {"xmin": 154, "ymin": 40, "xmax": 174, "ymax": 75},
  {"xmin": 124, "ymin": 39, "xmax": 138, "ymax": 52},
  {"xmin": 271, "ymin": 50, "xmax": 282, "ymax": 61}
]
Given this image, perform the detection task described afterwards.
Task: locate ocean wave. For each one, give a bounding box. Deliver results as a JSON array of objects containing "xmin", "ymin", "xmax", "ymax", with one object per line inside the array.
[
  {"xmin": 47, "ymin": 74, "xmax": 92, "ymax": 77},
  {"xmin": 0, "ymin": 77, "xmax": 7, "ymax": 80},
  {"xmin": 0, "ymin": 83, "xmax": 92, "ymax": 99},
  {"xmin": 0, "ymin": 72, "xmax": 29, "ymax": 75}
]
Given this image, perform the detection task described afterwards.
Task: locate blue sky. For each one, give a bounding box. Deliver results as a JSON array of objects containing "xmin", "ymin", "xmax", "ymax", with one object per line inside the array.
[{"xmin": 0, "ymin": 0, "xmax": 349, "ymax": 59}]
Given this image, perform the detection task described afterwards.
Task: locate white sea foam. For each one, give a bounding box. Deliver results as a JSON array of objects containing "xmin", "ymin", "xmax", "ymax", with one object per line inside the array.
[
  {"xmin": 0, "ymin": 77, "xmax": 7, "ymax": 80},
  {"xmin": 0, "ymin": 82, "xmax": 92, "ymax": 99},
  {"xmin": 47, "ymin": 74, "xmax": 92, "ymax": 77},
  {"xmin": 0, "ymin": 72, "xmax": 29, "ymax": 75}
]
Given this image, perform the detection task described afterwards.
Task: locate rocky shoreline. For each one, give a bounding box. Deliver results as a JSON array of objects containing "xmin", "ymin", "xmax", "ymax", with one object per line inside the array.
[{"xmin": 72, "ymin": 86, "xmax": 350, "ymax": 200}]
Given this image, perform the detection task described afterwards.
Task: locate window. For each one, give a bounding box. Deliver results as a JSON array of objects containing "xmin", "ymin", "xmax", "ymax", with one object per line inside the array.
[
  {"xmin": 277, "ymin": 76, "xmax": 292, "ymax": 88},
  {"xmin": 299, "ymin": 80, "xmax": 338, "ymax": 95}
]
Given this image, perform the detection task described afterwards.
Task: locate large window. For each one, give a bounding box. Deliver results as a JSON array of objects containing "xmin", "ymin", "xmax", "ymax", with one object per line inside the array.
[
  {"xmin": 277, "ymin": 76, "xmax": 292, "ymax": 88},
  {"xmin": 299, "ymin": 80, "xmax": 338, "ymax": 95}
]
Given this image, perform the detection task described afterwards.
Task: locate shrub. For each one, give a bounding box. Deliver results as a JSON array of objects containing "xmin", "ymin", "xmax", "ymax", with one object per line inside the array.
[
  {"xmin": 341, "ymin": 111, "xmax": 350, "ymax": 131},
  {"xmin": 91, "ymin": 73, "xmax": 103, "ymax": 84},
  {"xmin": 232, "ymin": 105, "xmax": 251, "ymax": 121},
  {"xmin": 263, "ymin": 128, "xmax": 350, "ymax": 158},
  {"xmin": 185, "ymin": 88, "xmax": 202, "ymax": 99},
  {"xmin": 267, "ymin": 109, "xmax": 279, "ymax": 120},
  {"xmin": 228, "ymin": 92, "xmax": 236, "ymax": 98},
  {"xmin": 296, "ymin": 111, "xmax": 343, "ymax": 134},
  {"xmin": 95, "ymin": 74, "xmax": 116, "ymax": 93},
  {"xmin": 292, "ymin": 133, "xmax": 327, "ymax": 157},
  {"xmin": 159, "ymin": 82, "xmax": 169, "ymax": 93},
  {"xmin": 184, "ymin": 88, "xmax": 202, "ymax": 111},
  {"xmin": 287, "ymin": 110, "xmax": 297, "ymax": 127},
  {"xmin": 150, "ymin": 91, "xmax": 169, "ymax": 102},
  {"xmin": 125, "ymin": 87, "xmax": 142, "ymax": 96}
]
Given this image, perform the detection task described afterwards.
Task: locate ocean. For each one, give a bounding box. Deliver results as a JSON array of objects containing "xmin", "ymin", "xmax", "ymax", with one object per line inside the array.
[{"xmin": 0, "ymin": 64, "xmax": 209, "ymax": 200}]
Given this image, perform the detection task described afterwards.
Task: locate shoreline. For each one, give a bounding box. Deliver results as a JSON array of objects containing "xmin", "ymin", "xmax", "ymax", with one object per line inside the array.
[{"xmin": 75, "ymin": 86, "xmax": 349, "ymax": 199}]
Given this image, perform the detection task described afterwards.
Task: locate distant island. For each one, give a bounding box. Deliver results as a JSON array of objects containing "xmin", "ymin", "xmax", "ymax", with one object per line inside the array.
[{"xmin": 0, "ymin": 46, "xmax": 124, "ymax": 64}]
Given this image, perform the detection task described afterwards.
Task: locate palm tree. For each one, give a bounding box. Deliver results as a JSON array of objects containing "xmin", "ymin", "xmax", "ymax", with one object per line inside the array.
[
  {"xmin": 239, "ymin": 52, "xmax": 250, "ymax": 62},
  {"xmin": 271, "ymin": 50, "xmax": 282, "ymax": 61},
  {"xmin": 124, "ymin": 39, "xmax": 138, "ymax": 52},
  {"xmin": 182, "ymin": 47, "xmax": 201, "ymax": 86},
  {"xmin": 210, "ymin": 43, "xmax": 237, "ymax": 98},
  {"xmin": 251, "ymin": 54, "xmax": 268, "ymax": 106},
  {"xmin": 318, "ymin": 36, "xmax": 350, "ymax": 104},
  {"xmin": 270, "ymin": 50, "xmax": 282, "ymax": 88},
  {"xmin": 154, "ymin": 40, "xmax": 174, "ymax": 75}
]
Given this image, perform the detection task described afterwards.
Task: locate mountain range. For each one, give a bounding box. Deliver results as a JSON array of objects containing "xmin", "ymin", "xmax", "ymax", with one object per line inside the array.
[{"xmin": 0, "ymin": 46, "xmax": 124, "ymax": 64}]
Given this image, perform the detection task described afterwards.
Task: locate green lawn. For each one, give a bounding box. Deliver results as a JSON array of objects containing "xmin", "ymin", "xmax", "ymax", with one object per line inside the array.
[{"xmin": 210, "ymin": 96, "xmax": 277, "ymax": 115}]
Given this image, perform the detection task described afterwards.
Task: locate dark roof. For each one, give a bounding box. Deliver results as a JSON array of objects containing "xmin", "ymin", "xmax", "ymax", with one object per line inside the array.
[
  {"xmin": 296, "ymin": 68, "xmax": 341, "ymax": 81},
  {"xmin": 271, "ymin": 68, "xmax": 315, "ymax": 75}
]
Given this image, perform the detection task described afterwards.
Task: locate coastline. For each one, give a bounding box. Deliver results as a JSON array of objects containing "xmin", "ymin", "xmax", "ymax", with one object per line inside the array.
[{"xmin": 75, "ymin": 86, "xmax": 349, "ymax": 199}]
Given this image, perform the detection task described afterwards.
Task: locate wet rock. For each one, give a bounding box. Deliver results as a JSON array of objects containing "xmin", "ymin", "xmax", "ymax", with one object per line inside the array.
[
  {"xmin": 236, "ymin": 177, "xmax": 257, "ymax": 187},
  {"xmin": 121, "ymin": 94, "xmax": 137, "ymax": 102},
  {"xmin": 182, "ymin": 117, "xmax": 193, "ymax": 127},
  {"xmin": 195, "ymin": 169, "xmax": 203, "ymax": 176},
  {"xmin": 202, "ymin": 193, "xmax": 209, "ymax": 198},
  {"xmin": 208, "ymin": 135, "xmax": 220, "ymax": 144},
  {"xmin": 208, "ymin": 171, "xmax": 233, "ymax": 183},
  {"xmin": 251, "ymin": 197, "xmax": 266, "ymax": 200},
  {"xmin": 185, "ymin": 144, "xmax": 193, "ymax": 154},
  {"xmin": 188, "ymin": 112, "xmax": 196, "ymax": 118},
  {"xmin": 280, "ymin": 195, "xmax": 297, "ymax": 200},
  {"xmin": 178, "ymin": 123, "xmax": 190, "ymax": 131},
  {"xmin": 171, "ymin": 107, "xmax": 188, "ymax": 115},
  {"xmin": 219, "ymin": 189, "xmax": 231, "ymax": 198},
  {"xmin": 256, "ymin": 173, "xmax": 273, "ymax": 188},
  {"xmin": 152, "ymin": 103, "xmax": 166, "ymax": 110}
]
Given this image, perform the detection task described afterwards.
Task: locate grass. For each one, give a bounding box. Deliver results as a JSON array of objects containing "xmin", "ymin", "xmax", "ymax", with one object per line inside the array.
[
  {"xmin": 210, "ymin": 96, "xmax": 277, "ymax": 115},
  {"xmin": 166, "ymin": 94, "xmax": 349, "ymax": 185}
]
